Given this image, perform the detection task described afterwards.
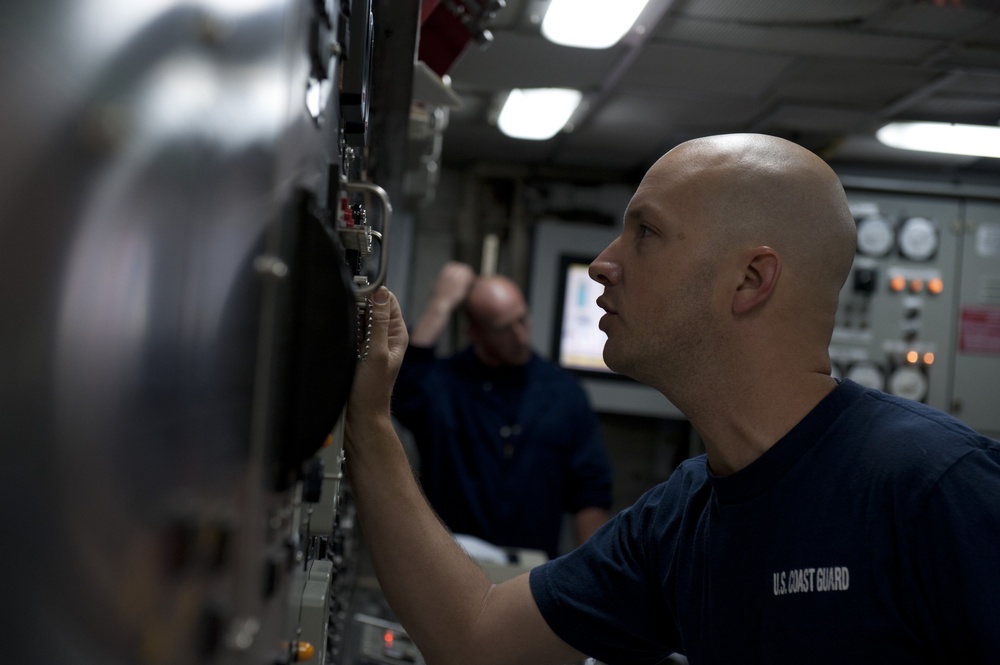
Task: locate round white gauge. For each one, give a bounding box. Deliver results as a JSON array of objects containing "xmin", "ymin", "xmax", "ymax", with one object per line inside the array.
[
  {"xmin": 898, "ymin": 217, "xmax": 938, "ymax": 262},
  {"xmin": 845, "ymin": 362, "xmax": 884, "ymax": 391},
  {"xmin": 856, "ymin": 215, "xmax": 894, "ymax": 257},
  {"xmin": 888, "ymin": 366, "xmax": 929, "ymax": 403}
]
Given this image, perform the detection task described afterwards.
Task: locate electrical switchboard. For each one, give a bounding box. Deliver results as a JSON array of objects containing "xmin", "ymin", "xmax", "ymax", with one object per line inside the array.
[{"xmin": 837, "ymin": 186, "xmax": 1000, "ymax": 437}]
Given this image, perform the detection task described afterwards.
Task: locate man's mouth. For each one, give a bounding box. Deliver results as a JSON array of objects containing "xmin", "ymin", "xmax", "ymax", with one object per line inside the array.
[{"xmin": 595, "ymin": 296, "xmax": 616, "ymax": 315}]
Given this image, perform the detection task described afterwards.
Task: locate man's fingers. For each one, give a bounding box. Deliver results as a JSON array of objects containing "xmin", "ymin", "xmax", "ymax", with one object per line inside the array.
[
  {"xmin": 366, "ymin": 286, "xmax": 391, "ymax": 356},
  {"xmin": 365, "ymin": 287, "xmax": 407, "ymax": 363}
]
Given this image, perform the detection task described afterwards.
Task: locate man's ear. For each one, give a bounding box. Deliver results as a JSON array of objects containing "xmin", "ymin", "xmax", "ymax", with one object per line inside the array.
[{"xmin": 732, "ymin": 246, "xmax": 780, "ymax": 314}]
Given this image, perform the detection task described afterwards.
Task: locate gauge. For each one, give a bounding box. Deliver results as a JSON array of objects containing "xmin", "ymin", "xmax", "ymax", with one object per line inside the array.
[
  {"xmin": 856, "ymin": 215, "xmax": 894, "ymax": 257},
  {"xmin": 888, "ymin": 366, "xmax": 929, "ymax": 402},
  {"xmin": 897, "ymin": 217, "xmax": 938, "ymax": 262},
  {"xmin": 845, "ymin": 362, "xmax": 884, "ymax": 391}
]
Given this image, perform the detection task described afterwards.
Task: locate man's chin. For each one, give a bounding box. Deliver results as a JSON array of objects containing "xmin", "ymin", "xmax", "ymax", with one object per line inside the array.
[
  {"xmin": 603, "ymin": 352, "xmax": 642, "ymax": 382},
  {"xmin": 602, "ymin": 352, "xmax": 624, "ymax": 375}
]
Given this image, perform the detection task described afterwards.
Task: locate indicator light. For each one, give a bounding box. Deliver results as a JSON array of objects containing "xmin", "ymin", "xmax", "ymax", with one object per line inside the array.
[
  {"xmin": 928, "ymin": 277, "xmax": 944, "ymax": 295},
  {"xmin": 909, "ymin": 278, "xmax": 924, "ymax": 293},
  {"xmin": 295, "ymin": 642, "xmax": 315, "ymax": 662},
  {"xmin": 889, "ymin": 275, "xmax": 906, "ymax": 292},
  {"xmin": 923, "ymin": 352, "xmax": 935, "ymax": 365},
  {"xmin": 906, "ymin": 350, "xmax": 919, "ymax": 364}
]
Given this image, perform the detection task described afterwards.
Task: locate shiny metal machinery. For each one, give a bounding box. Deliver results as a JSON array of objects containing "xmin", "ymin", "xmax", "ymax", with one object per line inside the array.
[{"xmin": 0, "ymin": 0, "xmax": 410, "ymax": 663}]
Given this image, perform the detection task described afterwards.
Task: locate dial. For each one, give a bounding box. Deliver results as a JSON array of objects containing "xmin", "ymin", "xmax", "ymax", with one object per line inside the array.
[
  {"xmin": 845, "ymin": 362, "xmax": 884, "ymax": 391},
  {"xmin": 888, "ymin": 366, "xmax": 928, "ymax": 402},
  {"xmin": 898, "ymin": 217, "xmax": 938, "ymax": 262},
  {"xmin": 856, "ymin": 215, "xmax": 894, "ymax": 257}
]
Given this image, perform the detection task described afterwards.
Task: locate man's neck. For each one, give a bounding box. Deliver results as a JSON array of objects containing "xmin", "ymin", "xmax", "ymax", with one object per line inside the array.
[{"xmin": 685, "ymin": 372, "xmax": 838, "ymax": 476}]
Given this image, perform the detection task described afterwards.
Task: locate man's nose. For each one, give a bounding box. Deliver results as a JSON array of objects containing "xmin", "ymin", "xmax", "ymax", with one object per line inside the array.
[{"xmin": 589, "ymin": 245, "xmax": 620, "ymax": 285}]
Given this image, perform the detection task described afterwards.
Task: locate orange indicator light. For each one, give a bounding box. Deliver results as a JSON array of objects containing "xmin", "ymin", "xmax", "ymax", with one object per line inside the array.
[
  {"xmin": 889, "ymin": 275, "xmax": 906, "ymax": 292},
  {"xmin": 906, "ymin": 350, "xmax": 919, "ymax": 364},
  {"xmin": 909, "ymin": 278, "xmax": 924, "ymax": 293},
  {"xmin": 923, "ymin": 352, "xmax": 935, "ymax": 365},
  {"xmin": 928, "ymin": 277, "xmax": 944, "ymax": 295}
]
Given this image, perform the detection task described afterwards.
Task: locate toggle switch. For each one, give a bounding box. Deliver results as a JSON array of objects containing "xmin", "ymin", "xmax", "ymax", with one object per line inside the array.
[{"xmin": 853, "ymin": 268, "xmax": 877, "ymax": 294}]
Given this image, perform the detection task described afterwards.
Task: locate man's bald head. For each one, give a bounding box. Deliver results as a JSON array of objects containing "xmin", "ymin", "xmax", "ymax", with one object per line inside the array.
[
  {"xmin": 656, "ymin": 134, "xmax": 857, "ymax": 306},
  {"xmin": 590, "ymin": 133, "xmax": 857, "ymax": 395},
  {"xmin": 466, "ymin": 276, "xmax": 523, "ymax": 324},
  {"xmin": 464, "ymin": 275, "xmax": 533, "ymax": 367}
]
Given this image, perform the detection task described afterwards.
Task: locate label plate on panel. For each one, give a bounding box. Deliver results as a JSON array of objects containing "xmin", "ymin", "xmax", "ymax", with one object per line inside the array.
[{"xmin": 959, "ymin": 306, "xmax": 1000, "ymax": 355}]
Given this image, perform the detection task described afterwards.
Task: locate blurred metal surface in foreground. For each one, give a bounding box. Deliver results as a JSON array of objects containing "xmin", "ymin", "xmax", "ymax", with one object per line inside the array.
[{"xmin": 0, "ymin": 0, "xmax": 359, "ymax": 662}]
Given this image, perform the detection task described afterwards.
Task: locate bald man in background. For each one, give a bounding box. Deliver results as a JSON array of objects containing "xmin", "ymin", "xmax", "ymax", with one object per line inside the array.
[
  {"xmin": 391, "ymin": 263, "xmax": 613, "ymax": 560},
  {"xmin": 347, "ymin": 134, "xmax": 1000, "ymax": 664}
]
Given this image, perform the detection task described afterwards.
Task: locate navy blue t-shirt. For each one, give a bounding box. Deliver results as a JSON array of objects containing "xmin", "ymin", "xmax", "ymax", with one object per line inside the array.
[
  {"xmin": 393, "ymin": 345, "xmax": 613, "ymax": 559},
  {"xmin": 530, "ymin": 379, "xmax": 1000, "ymax": 663}
]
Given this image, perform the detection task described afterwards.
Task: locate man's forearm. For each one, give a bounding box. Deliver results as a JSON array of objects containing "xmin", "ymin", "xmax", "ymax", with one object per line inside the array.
[
  {"xmin": 345, "ymin": 415, "xmax": 496, "ymax": 663},
  {"xmin": 408, "ymin": 299, "xmax": 457, "ymax": 347},
  {"xmin": 342, "ymin": 287, "xmax": 580, "ymax": 665}
]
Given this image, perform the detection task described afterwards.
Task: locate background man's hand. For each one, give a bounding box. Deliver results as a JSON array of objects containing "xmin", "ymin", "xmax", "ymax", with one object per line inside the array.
[{"xmin": 430, "ymin": 261, "xmax": 476, "ymax": 310}]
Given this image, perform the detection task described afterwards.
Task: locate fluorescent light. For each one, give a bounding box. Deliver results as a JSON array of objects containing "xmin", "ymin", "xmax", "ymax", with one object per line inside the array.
[
  {"xmin": 876, "ymin": 121, "xmax": 1000, "ymax": 159},
  {"xmin": 497, "ymin": 88, "xmax": 582, "ymax": 140},
  {"xmin": 542, "ymin": 0, "xmax": 651, "ymax": 49}
]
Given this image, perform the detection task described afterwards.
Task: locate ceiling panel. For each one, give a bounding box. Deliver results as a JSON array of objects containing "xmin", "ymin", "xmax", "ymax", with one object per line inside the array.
[
  {"xmin": 448, "ymin": 31, "xmax": 621, "ymax": 91},
  {"xmin": 867, "ymin": 4, "xmax": 999, "ymax": 37},
  {"xmin": 773, "ymin": 61, "xmax": 942, "ymax": 109},
  {"xmin": 441, "ymin": 122, "xmax": 559, "ymax": 164},
  {"xmin": 655, "ymin": 17, "xmax": 938, "ymax": 62},
  {"xmin": 431, "ymin": 0, "xmax": 1000, "ymax": 178},
  {"xmin": 621, "ymin": 42, "xmax": 793, "ymax": 97},
  {"xmin": 756, "ymin": 103, "xmax": 874, "ymax": 133},
  {"xmin": 962, "ymin": 12, "xmax": 1000, "ymax": 43},
  {"xmin": 590, "ymin": 91, "xmax": 767, "ymax": 130},
  {"xmin": 941, "ymin": 70, "xmax": 1000, "ymax": 97},
  {"xmin": 906, "ymin": 96, "xmax": 1000, "ymax": 124},
  {"xmin": 677, "ymin": 0, "xmax": 894, "ymax": 23}
]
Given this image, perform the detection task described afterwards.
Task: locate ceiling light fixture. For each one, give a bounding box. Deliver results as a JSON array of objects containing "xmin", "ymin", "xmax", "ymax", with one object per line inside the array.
[
  {"xmin": 497, "ymin": 88, "xmax": 583, "ymax": 140},
  {"xmin": 541, "ymin": 0, "xmax": 652, "ymax": 49},
  {"xmin": 876, "ymin": 121, "xmax": 1000, "ymax": 159}
]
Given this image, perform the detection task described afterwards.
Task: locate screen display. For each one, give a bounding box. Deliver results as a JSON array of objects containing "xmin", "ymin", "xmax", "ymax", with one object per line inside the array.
[{"xmin": 555, "ymin": 259, "xmax": 614, "ymax": 374}]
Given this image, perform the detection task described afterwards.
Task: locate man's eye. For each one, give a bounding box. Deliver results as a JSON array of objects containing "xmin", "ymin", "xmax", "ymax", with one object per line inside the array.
[{"xmin": 638, "ymin": 224, "xmax": 652, "ymax": 238}]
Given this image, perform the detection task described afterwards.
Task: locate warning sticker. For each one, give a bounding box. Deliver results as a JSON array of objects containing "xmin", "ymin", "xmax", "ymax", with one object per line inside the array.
[
  {"xmin": 959, "ymin": 306, "xmax": 1000, "ymax": 355},
  {"xmin": 977, "ymin": 223, "xmax": 1000, "ymax": 258}
]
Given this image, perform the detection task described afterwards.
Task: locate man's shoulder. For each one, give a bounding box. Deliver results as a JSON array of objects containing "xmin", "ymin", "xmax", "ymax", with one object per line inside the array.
[
  {"xmin": 846, "ymin": 383, "xmax": 993, "ymax": 451},
  {"xmin": 832, "ymin": 382, "xmax": 1000, "ymax": 486}
]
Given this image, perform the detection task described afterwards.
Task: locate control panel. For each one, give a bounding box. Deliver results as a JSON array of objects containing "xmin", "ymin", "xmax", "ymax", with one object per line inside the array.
[
  {"xmin": 834, "ymin": 194, "xmax": 957, "ymax": 406},
  {"xmin": 836, "ymin": 188, "xmax": 1000, "ymax": 436}
]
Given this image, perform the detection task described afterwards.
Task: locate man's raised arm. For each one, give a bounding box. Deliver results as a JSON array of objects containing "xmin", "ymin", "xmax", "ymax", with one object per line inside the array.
[{"xmin": 343, "ymin": 287, "xmax": 584, "ymax": 665}]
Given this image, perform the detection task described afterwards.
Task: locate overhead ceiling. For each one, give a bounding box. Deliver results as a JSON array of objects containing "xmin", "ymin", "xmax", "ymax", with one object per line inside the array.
[{"xmin": 429, "ymin": 0, "xmax": 1000, "ymax": 182}]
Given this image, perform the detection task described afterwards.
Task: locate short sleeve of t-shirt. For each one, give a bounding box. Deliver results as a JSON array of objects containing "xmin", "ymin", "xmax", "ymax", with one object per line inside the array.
[{"xmin": 530, "ymin": 461, "xmax": 707, "ymax": 663}]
